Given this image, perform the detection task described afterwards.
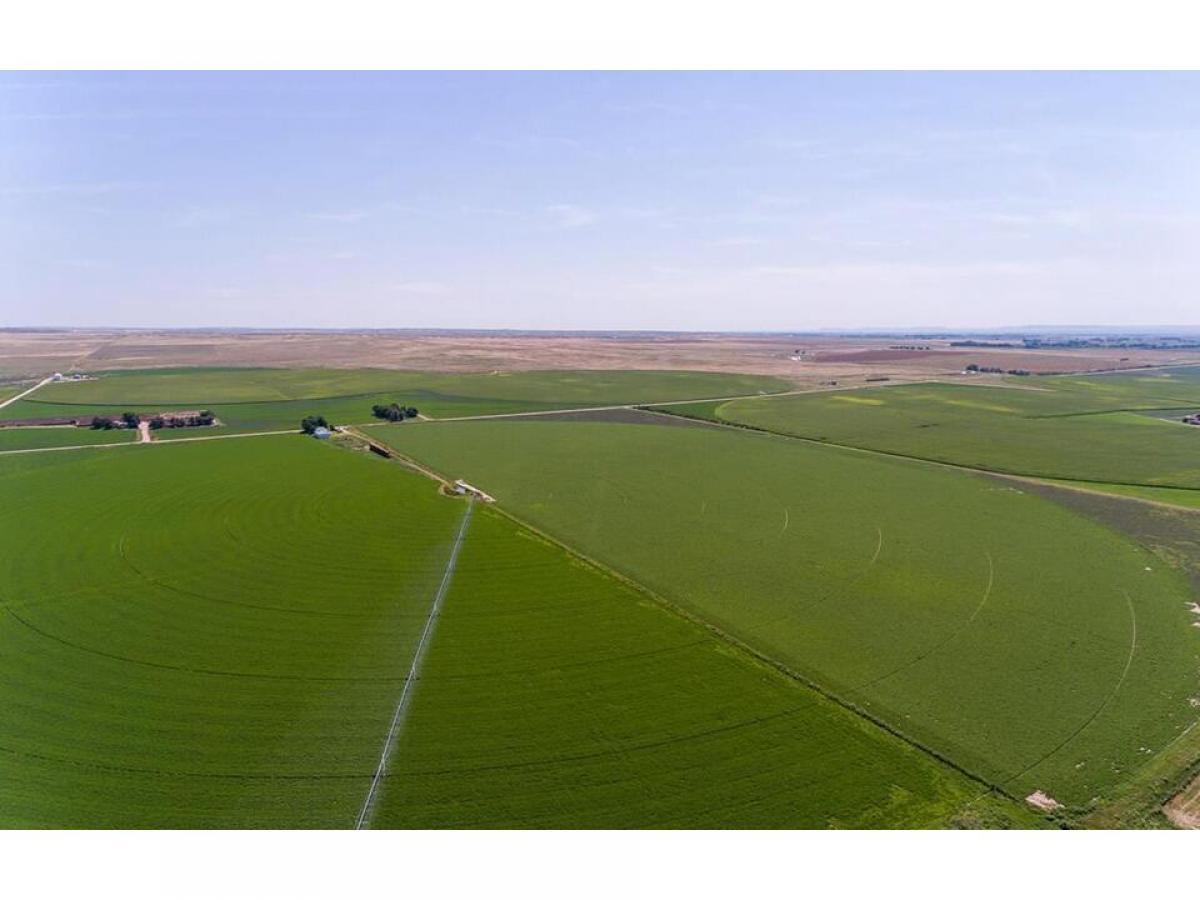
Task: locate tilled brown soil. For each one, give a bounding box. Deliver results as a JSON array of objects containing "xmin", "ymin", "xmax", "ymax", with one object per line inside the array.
[{"xmin": 5, "ymin": 328, "xmax": 1198, "ymax": 380}]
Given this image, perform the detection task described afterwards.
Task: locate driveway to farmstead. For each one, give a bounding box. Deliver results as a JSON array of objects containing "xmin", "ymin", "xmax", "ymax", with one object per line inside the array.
[{"xmin": 0, "ymin": 376, "xmax": 51, "ymax": 411}]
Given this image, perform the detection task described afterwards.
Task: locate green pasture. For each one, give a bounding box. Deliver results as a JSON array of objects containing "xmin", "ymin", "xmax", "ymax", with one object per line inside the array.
[
  {"xmin": 0, "ymin": 426, "xmax": 137, "ymax": 452},
  {"xmin": 32, "ymin": 366, "xmax": 788, "ymax": 409},
  {"xmin": 373, "ymin": 414, "xmax": 1200, "ymax": 810},
  {"xmin": 0, "ymin": 436, "xmax": 467, "ymax": 827},
  {"xmin": 674, "ymin": 377, "xmax": 1200, "ymax": 487},
  {"xmin": 0, "ymin": 384, "xmax": 26, "ymax": 406},
  {"xmin": 374, "ymin": 505, "xmax": 1033, "ymax": 828},
  {"xmin": 0, "ymin": 367, "xmax": 788, "ymax": 449},
  {"xmin": 0, "ymin": 428, "xmax": 1029, "ymax": 828}
]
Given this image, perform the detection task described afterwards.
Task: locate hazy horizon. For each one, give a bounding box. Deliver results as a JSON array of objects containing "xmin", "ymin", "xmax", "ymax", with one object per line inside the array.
[{"xmin": 5, "ymin": 72, "xmax": 1200, "ymax": 331}]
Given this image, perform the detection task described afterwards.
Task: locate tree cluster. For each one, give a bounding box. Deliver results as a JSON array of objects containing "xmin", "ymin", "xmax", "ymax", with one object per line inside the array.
[
  {"xmin": 90, "ymin": 410, "xmax": 215, "ymax": 430},
  {"xmin": 965, "ymin": 364, "xmax": 1031, "ymax": 376},
  {"xmin": 371, "ymin": 403, "xmax": 419, "ymax": 422},
  {"xmin": 300, "ymin": 415, "xmax": 330, "ymax": 434},
  {"xmin": 150, "ymin": 411, "xmax": 215, "ymax": 430}
]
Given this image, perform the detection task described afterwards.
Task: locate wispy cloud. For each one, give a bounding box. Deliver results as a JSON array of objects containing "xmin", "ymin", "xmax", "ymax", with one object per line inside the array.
[
  {"xmin": 1, "ymin": 181, "xmax": 136, "ymax": 197},
  {"xmin": 391, "ymin": 281, "xmax": 451, "ymax": 295},
  {"xmin": 171, "ymin": 206, "xmax": 236, "ymax": 228},
  {"xmin": 546, "ymin": 204, "xmax": 597, "ymax": 229},
  {"xmin": 306, "ymin": 210, "xmax": 368, "ymax": 223}
]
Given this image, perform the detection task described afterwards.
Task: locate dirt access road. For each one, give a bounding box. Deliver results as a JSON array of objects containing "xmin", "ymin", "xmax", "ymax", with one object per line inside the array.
[{"xmin": 0, "ymin": 376, "xmax": 50, "ymax": 410}]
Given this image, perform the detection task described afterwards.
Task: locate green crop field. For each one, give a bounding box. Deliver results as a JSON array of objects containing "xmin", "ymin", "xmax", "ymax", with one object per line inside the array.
[
  {"xmin": 0, "ymin": 426, "xmax": 1034, "ymax": 828},
  {"xmin": 31, "ymin": 367, "xmax": 788, "ymax": 410},
  {"xmin": 0, "ymin": 427, "xmax": 137, "ymax": 452},
  {"xmin": 373, "ymin": 504, "xmax": 1033, "ymax": 828},
  {"xmin": 372, "ymin": 413, "xmax": 1200, "ymax": 811},
  {"xmin": 0, "ymin": 436, "xmax": 468, "ymax": 826},
  {"xmin": 0, "ymin": 384, "xmax": 26, "ymax": 406},
  {"xmin": 0, "ymin": 367, "xmax": 789, "ymax": 449},
  {"xmin": 7, "ymin": 363, "xmax": 1200, "ymax": 828},
  {"xmin": 670, "ymin": 373, "xmax": 1200, "ymax": 487}
]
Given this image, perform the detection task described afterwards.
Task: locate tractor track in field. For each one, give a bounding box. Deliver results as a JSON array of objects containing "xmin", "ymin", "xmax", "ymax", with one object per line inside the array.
[
  {"xmin": 116, "ymin": 535, "xmax": 414, "ymax": 619},
  {"xmin": 394, "ymin": 704, "xmax": 809, "ymax": 779},
  {"xmin": 0, "ymin": 738, "xmax": 371, "ymax": 781},
  {"xmin": 1002, "ymin": 588, "xmax": 1139, "ymax": 791},
  {"xmin": 1, "ymin": 607, "xmax": 410, "ymax": 684},
  {"xmin": 355, "ymin": 499, "xmax": 474, "ymax": 830},
  {"xmin": 853, "ymin": 552, "xmax": 995, "ymax": 692}
]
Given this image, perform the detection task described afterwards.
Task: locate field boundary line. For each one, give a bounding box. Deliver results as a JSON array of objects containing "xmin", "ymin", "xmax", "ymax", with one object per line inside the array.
[
  {"xmin": 637, "ymin": 405, "xmax": 1200, "ymax": 496},
  {"xmin": 359, "ymin": 429, "xmax": 1015, "ymax": 803},
  {"xmin": 354, "ymin": 498, "xmax": 474, "ymax": 830}
]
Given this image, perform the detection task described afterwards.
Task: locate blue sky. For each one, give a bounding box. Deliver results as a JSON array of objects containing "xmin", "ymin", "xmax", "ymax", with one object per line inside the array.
[{"xmin": 3, "ymin": 71, "xmax": 1200, "ymax": 330}]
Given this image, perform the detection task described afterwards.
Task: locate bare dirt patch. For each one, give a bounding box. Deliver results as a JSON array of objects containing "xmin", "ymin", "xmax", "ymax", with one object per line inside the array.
[
  {"xmin": 1026, "ymin": 790, "xmax": 1062, "ymax": 812},
  {"xmin": 1165, "ymin": 774, "xmax": 1200, "ymax": 828},
  {"xmin": 4, "ymin": 328, "xmax": 1198, "ymax": 381},
  {"xmin": 1009, "ymin": 478, "xmax": 1200, "ymax": 593}
]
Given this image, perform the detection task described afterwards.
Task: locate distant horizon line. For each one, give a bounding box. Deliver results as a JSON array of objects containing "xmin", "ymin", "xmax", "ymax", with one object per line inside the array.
[{"xmin": 6, "ymin": 324, "xmax": 1200, "ymax": 337}]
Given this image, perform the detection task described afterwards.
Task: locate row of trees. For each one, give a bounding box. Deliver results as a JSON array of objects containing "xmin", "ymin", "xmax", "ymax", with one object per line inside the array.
[
  {"xmin": 371, "ymin": 403, "xmax": 419, "ymax": 422},
  {"xmin": 90, "ymin": 410, "xmax": 215, "ymax": 430},
  {"xmin": 965, "ymin": 364, "xmax": 1032, "ymax": 376},
  {"xmin": 91, "ymin": 411, "xmax": 143, "ymax": 430},
  {"xmin": 152, "ymin": 411, "xmax": 215, "ymax": 429}
]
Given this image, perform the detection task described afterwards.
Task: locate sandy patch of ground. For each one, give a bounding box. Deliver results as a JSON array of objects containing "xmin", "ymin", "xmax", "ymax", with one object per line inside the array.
[
  {"xmin": 1025, "ymin": 790, "xmax": 1062, "ymax": 812},
  {"xmin": 1164, "ymin": 775, "xmax": 1200, "ymax": 828}
]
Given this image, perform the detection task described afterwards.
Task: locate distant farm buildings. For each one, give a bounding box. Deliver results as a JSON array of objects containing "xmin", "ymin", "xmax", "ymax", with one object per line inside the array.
[
  {"xmin": 311, "ymin": 426, "xmax": 332, "ymax": 439},
  {"xmin": 1182, "ymin": 413, "xmax": 1200, "ymax": 426}
]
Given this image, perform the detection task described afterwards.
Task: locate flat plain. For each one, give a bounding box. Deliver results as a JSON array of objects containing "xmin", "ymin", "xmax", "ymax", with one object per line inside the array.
[
  {"xmin": 372, "ymin": 505, "xmax": 1032, "ymax": 828},
  {"xmin": 0, "ymin": 367, "xmax": 789, "ymax": 449},
  {"xmin": 0, "ymin": 437, "xmax": 465, "ymax": 826},
  {"xmin": 372, "ymin": 413, "xmax": 1200, "ymax": 811},
  {"xmin": 4, "ymin": 355, "xmax": 1200, "ymax": 828},
  {"xmin": 0, "ymin": 428, "xmax": 1033, "ymax": 828},
  {"xmin": 674, "ymin": 367, "xmax": 1200, "ymax": 487}
]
